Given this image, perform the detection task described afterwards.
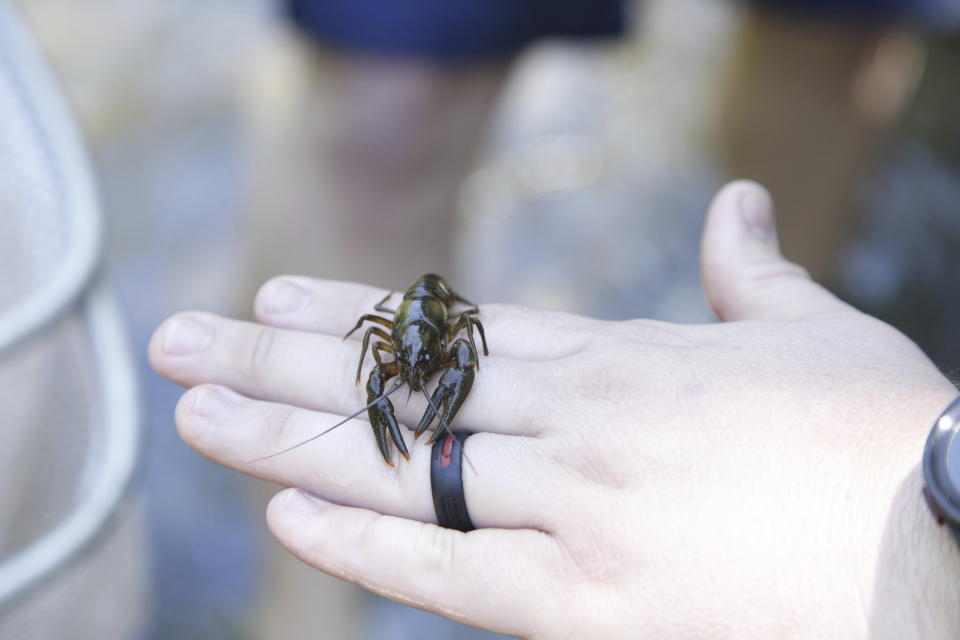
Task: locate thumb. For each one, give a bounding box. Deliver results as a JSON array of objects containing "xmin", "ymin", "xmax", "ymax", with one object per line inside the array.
[{"xmin": 700, "ymin": 180, "xmax": 848, "ymax": 322}]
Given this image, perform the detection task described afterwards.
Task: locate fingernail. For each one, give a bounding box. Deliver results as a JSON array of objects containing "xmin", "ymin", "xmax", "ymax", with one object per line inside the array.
[
  {"xmin": 264, "ymin": 280, "xmax": 309, "ymax": 315},
  {"xmin": 192, "ymin": 386, "xmax": 238, "ymax": 420},
  {"xmin": 282, "ymin": 488, "xmax": 327, "ymax": 514},
  {"xmin": 162, "ymin": 316, "xmax": 213, "ymax": 355},
  {"xmin": 738, "ymin": 189, "xmax": 774, "ymax": 240}
]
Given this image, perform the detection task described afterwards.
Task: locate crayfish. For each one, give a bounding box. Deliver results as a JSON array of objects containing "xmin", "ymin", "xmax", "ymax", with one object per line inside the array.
[
  {"xmin": 345, "ymin": 274, "xmax": 488, "ymax": 464},
  {"xmin": 252, "ymin": 274, "xmax": 487, "ymax": 465}
]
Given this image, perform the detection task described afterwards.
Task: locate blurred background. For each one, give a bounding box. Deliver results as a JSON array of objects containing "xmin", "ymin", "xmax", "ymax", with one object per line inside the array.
[{"xmin": 2, "ymin": 0, "xmax": 959, "ymax": 637}]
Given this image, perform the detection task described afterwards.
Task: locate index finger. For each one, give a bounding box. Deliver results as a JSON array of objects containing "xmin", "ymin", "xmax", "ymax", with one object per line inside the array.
[{"xmin": 252, "ymin": 276, "xmax": 594, "ymax": 361}]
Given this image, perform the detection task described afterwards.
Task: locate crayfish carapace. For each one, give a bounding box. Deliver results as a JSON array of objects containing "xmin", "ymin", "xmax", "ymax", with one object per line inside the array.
[{"xmin": 250, "ymin": 274, "xmax": 487, "ymax": 466}]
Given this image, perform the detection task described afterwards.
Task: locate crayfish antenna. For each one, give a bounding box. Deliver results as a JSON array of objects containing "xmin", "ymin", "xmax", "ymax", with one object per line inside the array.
[
  {"xmin": 247, "ymin": 380, "xmax": 405, "ymax": 464},
  {"xmin": 419, "ymin": 380, "xmax": 478, "ymax": 477}
]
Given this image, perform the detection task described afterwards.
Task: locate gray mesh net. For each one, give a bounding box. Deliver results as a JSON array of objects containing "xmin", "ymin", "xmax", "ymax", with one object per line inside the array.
[{"xmin": 0, "ymin": 2, "xmax": 147, "ymax": 638}]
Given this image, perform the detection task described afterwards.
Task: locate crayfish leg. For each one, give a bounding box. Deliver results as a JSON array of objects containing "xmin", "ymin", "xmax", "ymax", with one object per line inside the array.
[
  {"xmin": 344, "ymin": 313, "xmax": 393, "ymax": 338},
  {"xmin": 373, "ymin": 291, "xmax": 397, "ymax": 314},
  {"xmin": 447, "ymin": 313, "xmax": 489, "ymax": 366},
  {"xmin": 469, "ymin": 316, "xmax": 489, "ymax": 356},
  {"xmin": 355, "ymin": 329, "xmax": 395, "ymax": 385}
]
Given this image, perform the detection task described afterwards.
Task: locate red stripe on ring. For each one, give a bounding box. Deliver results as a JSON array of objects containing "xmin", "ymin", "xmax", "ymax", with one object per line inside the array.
[{"xmin": 440, "ymin": 434, "xmax": 454, "ymax": 468}]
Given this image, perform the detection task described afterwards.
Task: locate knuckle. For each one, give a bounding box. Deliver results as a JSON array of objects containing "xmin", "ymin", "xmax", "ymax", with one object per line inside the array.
[
  {"xmin": 490, "ymin": 362, "xmax": 552, "ymax": 433},
  {"xmin": 508, "ymin": 394, "xmax": 542, "ymax": 439},
  {"xmin": 418, "ymin": 525, "xmax": 460, "ymax": 574},
  {"xmin": 563, "ymin": 447, "xmax": 632, "ymax": 491},
  {"xmin": 266, "ymin": 404, "xmax": 300, "ymax": 448},
  {"xmin": 245, "ymin": 326, "xmax": 279, "ymax": 380},
  {"xmin": 350, "ymin": 512, "xmax": 383, "ymax": 553},
  {"xmin": 555, "ymin": 527, "xmax": 623, "ymax": 585},
  {"xmin": 556, "ymin": 356, "xmax": 631, "ymax": 407}
]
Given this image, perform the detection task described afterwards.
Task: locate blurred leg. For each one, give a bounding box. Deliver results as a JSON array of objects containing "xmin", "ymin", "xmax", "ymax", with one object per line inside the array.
[
  {"xmin": 719, "ymin": 9, "xmax": 924, "ymax": 285},
  {"xmin": 243, "ymin": 34, "xmax": 511, "ymax": 639},
  {"xmin": 326, "ymin": 54, "xmax": 512, "ymax": 282},
  {"xmin": 244, "ymin": 35, "xmax": 511, "ymax": 292}
]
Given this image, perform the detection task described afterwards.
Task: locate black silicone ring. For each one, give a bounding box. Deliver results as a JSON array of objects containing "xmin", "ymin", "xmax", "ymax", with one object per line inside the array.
[{"xmin": 430, "ymin": 432, "xmax": 475, "ymax": 532}]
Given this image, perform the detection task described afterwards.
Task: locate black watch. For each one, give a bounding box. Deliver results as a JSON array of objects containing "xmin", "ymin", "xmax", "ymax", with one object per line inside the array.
[{"xmin": 922, "ymin": 395, "xmax": 960, "ymax": 547}]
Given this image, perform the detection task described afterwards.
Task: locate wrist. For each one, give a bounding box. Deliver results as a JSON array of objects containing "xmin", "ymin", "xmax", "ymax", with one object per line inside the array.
[
  {"xmin": 871, "ymin": 465, "xmax": 960, "ymax": 638},
  {"xmin": 868, "ymin": 390, "xmax": 960, "ymax": 638}
]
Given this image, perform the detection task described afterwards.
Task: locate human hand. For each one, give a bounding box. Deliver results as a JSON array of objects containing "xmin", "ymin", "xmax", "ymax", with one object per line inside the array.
[{"xmin": 149, "ymin": 181, "xmax": 960, "ymax": 638}]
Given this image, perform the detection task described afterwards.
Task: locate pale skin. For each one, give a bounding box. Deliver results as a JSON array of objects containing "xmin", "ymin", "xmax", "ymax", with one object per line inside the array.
[{"xmin": 150, "ymin": 181, "xmax": 959, "ymax": 638}]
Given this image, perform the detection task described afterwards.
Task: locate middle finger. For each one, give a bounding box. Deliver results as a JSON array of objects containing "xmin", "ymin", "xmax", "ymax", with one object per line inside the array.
[{"xmin": 149, "ymin": 312, "xmax": 548, "ymax": 437}]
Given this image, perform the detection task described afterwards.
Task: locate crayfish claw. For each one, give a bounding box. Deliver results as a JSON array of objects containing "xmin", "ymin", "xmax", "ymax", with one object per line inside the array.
[
  {"xmin": 369, "ymin": 403, "xmax": 407, "ymax": 464},
  {"xmin": 416, "ymin": 340, "xmax": 477, "ymax": 444},
  {"xmin": 414, "ymin": 385, "xmax": 444, "ymax": 439},
  {"xmin": 370, "ymin": 412, "xmax": 392, "ymax": 465},
  {"xmin": 366, "ymin": 364, "xmax": 404, "ymax": 465},
  {"xmin": 387, "ymin": 414, "xmax": 409, "ymax": 460}
]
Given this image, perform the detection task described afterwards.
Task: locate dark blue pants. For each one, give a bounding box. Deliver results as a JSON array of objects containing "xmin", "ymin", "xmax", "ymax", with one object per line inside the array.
[{"xmin": 286, "ymin": 0, "xmax": 957, "ymax": 60}]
